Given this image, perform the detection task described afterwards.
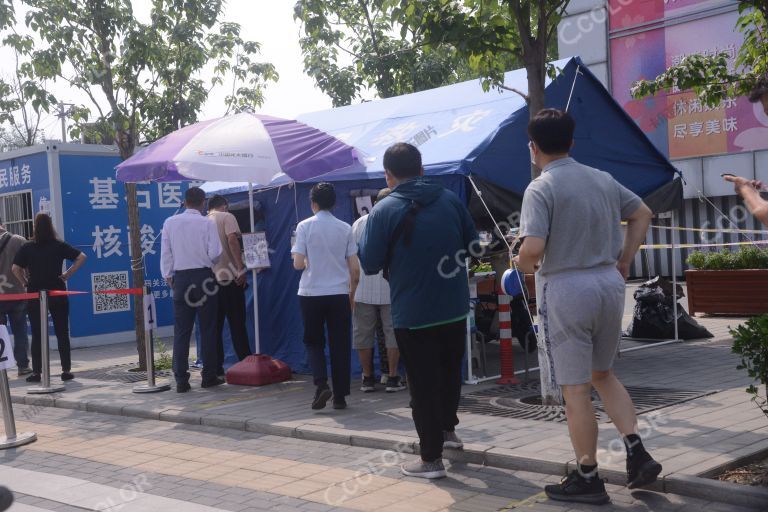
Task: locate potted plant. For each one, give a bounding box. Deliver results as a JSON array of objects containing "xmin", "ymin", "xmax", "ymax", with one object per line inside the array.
[{"xmin": 685, "ymin": 246, "xmax": 768, "ymax": 316}]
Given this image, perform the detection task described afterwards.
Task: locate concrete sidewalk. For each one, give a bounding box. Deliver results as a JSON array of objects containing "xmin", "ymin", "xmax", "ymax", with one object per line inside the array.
[{"xmin": 4, "ymin": 311, "xmax": 768, "ymax": 509}]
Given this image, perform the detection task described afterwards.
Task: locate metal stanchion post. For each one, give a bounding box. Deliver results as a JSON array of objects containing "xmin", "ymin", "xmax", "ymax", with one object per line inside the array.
[
  {"xmin": 134, "ymin": 286, "xmax": 170, "ymax": 393},
  {"xmin": 0, "ymin": 369, "xmax": 36, "ymax": 449},
  {"xmin": 28, "ymin": 291, "xmax": 64, "ymax": 394}
]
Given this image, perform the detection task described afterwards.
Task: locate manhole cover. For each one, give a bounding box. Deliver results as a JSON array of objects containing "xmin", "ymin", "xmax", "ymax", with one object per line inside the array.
[
  {"xmin": 459, "ymin": 382, "xmax": 716, "ymax": 423},
  {"xmin": 75, "ymin": 363, "xmax": 187, "ymax": 383}
]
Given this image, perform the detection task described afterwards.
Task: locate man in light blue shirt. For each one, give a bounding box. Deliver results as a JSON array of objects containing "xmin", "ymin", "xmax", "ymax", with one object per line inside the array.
[{"xmin": 292, "ymin": 182, "xmax": 359, "ymax": 410}]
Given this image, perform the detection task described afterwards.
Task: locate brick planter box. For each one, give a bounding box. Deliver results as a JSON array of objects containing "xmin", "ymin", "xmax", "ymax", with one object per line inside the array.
[{"xmin": 685, "ymin": 269, "xmax": 768, "ymax": 316}]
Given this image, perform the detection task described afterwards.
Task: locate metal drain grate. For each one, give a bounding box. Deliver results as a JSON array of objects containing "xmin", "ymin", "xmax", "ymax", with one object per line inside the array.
[
  {"xmin": 75, "ymin": 363, "xmax": 184, "ymax": 383},
  {"xmin": 459, "ymin": 382, "xmax": 717, "ymax": 423}
]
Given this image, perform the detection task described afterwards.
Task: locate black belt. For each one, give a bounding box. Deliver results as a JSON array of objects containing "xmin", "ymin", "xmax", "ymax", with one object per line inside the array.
[{"xmin": 175, "ymin": 267, "xmax": 212, "ymax": 274}]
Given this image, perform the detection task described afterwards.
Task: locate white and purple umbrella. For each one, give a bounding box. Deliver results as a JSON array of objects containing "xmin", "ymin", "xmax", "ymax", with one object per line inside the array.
[
  {"xmin": 116, "ymin": 112, "xmax": 364, "ymax": 356},
  {"xmin": 116, "ymin": 112, "xmax": 364, "ymax": 184}
]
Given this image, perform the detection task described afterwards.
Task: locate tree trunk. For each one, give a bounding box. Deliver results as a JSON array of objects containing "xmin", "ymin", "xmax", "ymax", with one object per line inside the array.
[
  {"xmin": 126, "ymin": 184, "xmax": 147, "ymax": 371},
  {"xmin": 525, "ymin": 42, "xmax": 562, "ymax": 406},
  {"xmin": 526, "ymin": 57, "xmax": 547, "ymax": 181}
]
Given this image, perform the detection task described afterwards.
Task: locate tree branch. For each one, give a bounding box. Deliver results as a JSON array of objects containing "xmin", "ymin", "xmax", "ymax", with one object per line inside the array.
[{"xmin": 500, "ymin": 84, "xmax": 529, "ymax": 101}]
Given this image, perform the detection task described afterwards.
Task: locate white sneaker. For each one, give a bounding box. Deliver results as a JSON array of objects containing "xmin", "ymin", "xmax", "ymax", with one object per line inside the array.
[{"xmin": 401, "ymin": 459, "xmax": 446, "ymax": 479}]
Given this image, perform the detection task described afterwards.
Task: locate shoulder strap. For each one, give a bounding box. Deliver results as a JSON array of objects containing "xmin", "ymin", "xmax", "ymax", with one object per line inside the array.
[{"xmin": 382, "ymin": 199, "xmax": 423, "ymax": 281}]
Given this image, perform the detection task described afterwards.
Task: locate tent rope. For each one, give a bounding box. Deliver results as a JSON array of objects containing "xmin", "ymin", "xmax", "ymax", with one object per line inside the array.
[
  {"xmin": 565, "ymin": 66, "xmax": 582, "ymax": 112},
  {"xmin": 466, "ymin": 176, "xmax": 538, "ymax": 331}
]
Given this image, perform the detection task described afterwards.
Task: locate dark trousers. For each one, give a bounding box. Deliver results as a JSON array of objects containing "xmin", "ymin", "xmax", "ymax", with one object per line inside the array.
[
  {"xmin": 27, "ymin": 295, "xmax": 71, "ymax": 374},
  {"xmin": 395, "ymin": 319, "xmax": 466, "ymax": 462},
  {"xmin": 216, "ymin": 281, "xmax": 252, "ymax": 371},
  {"xmin": 172, "ymin": 268, "xmax": 219, "ymax": 384},
  {"xmin": 299, "ymin": 295, "xmax": 351, "ymax": 398},
  {"xmin": 0, "ymin": 300, "xmax": 29, "ymax": 369}
]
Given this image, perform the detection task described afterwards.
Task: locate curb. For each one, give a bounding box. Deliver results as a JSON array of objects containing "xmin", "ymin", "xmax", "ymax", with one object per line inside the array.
[{"xmin": 10, "ymin": 394, "xmax": 768, "ymax": 509}]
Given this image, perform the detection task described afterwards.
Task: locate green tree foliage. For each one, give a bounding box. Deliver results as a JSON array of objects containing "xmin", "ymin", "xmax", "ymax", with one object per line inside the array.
[
  {"xmin": 294, "ymin": 0, "xmax": 494, "ymax": 106},
  {"xmin": 0, "ymin": 0, "xmax": 13, "ymax": 29},
  {"xmin": 0, "ymin": 3, "xmax": 55, "ymax": 150},
  {"xmin": 393, "ymin": 0, "xmax": 567, "ymax": 180},
  {"xmin": 143, "ymin": 1, "xmax": 278, "ymax": 141},
  {"xmin": 20, "ymin": 0, "xmax": 277, "ymax": 368},
  {"xmin": 632, "ymin": 1, "xmax": 767, "ymax": 107},
  {"xmin": 0, "ymin": 39, "xmax": 55, "ymax": 149}
]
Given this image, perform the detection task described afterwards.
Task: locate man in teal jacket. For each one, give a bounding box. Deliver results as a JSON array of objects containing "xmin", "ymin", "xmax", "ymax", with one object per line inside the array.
[{"xmin": 359, "ymin": 142, "xmax": 478, "ymax": 479}]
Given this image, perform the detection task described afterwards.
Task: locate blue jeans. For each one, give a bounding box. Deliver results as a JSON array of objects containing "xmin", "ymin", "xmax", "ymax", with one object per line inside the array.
[{"xmin": 0, "ymin": 300, "xmax": 29, "ymax": 369}]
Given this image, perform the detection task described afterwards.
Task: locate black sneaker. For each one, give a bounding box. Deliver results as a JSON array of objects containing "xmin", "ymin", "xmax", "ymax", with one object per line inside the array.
[
  {"xmin": 332, "ymin": 399, "xmax": 347, "ymax": 410},
  {"xmin": 25, "ymin": 373, "xmax": 41, "ymax": 383},
  {"xmin": 201, "ymin": 377, "xmax": 225, "ymax": 388},
  {"xmin": 385, "ymin": 376, "xmax": 406, "ymax": 393},
  {"xmin": 544, "ymin": 470, "xmax": 610, "ymax": 505},
  {"xmin": 627, "ymin": 451, "xmax": 662, "ymax": 489},
  {"xmin": 360, "ymin": 376, "xmax": 376, "ymax": 393},
  {"xmin": 312, "ymin": 386, "xmax": 332, "ymax": 410},
  {"xmin": 176, "ymin": 382, "xmax": 191, "ymax": 393},
  {"xmin": 0, "ymin": 485, "xmax": 14, "ymax": 511},
  {"xmin": 61, "ymin": 372, "xmax": 75, "ymax": 381}
]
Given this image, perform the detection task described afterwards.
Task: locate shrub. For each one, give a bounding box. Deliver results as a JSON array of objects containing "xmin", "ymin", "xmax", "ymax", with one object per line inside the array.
[
  {"xmin": 154, "ymin": 337, "xmax": 173, "ymax": 371},
  {"xmin": 687, "ymin": 246, "xmax": 768, "ymax": 270},
  {"xmin": 730, "ymin": 315, "xmax": 768, "ymax": 419}
]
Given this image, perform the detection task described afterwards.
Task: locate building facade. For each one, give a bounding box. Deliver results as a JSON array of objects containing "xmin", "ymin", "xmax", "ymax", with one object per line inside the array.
[{"xmin": 558, "ymin": 0, "xmax": 768, "ymax": 277}]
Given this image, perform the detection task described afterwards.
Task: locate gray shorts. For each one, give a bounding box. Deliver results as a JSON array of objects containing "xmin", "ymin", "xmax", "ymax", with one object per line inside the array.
[
  {"xmin": 352, "ymin": 303, "xmax": 397, "ymax": 350},
  {"xmin": 538, "ymin": 266, "xmax": 626, "ymax": 386}
]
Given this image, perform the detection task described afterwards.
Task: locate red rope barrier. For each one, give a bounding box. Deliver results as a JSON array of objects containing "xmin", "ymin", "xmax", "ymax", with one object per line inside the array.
[
  {"xmin": 0, "ymin": 292, "xmax": 39, "ymax": 301},
  {"xmin": 0, "ymin": 287, "xmax": 145, "ymax": 301}
]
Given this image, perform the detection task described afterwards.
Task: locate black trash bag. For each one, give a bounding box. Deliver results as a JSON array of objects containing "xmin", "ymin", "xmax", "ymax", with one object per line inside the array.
[{"xmin": 624, "ymin": 276, "xmax": 713, "ymax": 340}]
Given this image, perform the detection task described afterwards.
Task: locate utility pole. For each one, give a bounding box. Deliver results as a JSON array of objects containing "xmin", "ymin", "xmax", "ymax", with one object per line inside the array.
[{"xmin": 56, "ymin": 103, "xmax": 75, "ymax": 142}]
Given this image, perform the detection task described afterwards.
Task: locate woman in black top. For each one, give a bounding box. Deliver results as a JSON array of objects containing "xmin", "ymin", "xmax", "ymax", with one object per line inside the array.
[{"xmin": 12, "ymin": 213, "xmax": 86, "ymax": 382}]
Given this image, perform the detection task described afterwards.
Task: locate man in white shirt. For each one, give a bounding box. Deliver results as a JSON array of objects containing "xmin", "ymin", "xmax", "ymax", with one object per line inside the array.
[
  {"xmin": 350, "ymin": 188, "xmax": 405, "ymax": 393},
  {"xmin": 291, "ymin": 183, "xmax": 359, "ymax": 410},
  {"xmin": 161, "ymin": 187, "xmax": 222, "ymax": 392}
]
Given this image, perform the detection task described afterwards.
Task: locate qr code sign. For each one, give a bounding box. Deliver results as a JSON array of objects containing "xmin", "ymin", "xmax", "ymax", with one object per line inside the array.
[{"xmin": 91, "ymin": 271, "xmax": 131, "ymax": 314}]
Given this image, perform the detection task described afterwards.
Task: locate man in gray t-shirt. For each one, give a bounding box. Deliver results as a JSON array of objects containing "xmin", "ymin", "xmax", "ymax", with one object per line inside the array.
[{"xmin": 515, "ymin": 109, "xmax": 657, "ymax": 505}]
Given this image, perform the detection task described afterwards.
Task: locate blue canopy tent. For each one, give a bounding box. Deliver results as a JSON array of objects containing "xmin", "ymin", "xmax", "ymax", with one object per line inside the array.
[{"xmin": 210, "ymin": 56, "xmax": 682, "ymax": 373}]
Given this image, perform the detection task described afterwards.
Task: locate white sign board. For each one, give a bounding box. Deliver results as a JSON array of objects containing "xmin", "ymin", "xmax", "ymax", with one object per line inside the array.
[
  {"xmin": 0, "ymin": 324, "xmax": 16, "ymax": 371},
  {"xmin": 243, "ymin": 232, "xmax": 271, "ymax": 270},
  {"xmin": 143, "ymin": 291, "xmax": 157, "ymax": 332},
  {"xmin": 355, "ymin": 196, "xmax": 373, "ymax": 217}
]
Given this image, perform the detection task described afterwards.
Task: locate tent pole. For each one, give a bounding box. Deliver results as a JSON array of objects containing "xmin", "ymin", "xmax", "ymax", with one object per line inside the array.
[
  {"xmin": 465, "ymin": 258, "xmax": 475, "ymax": 384},
  {"xmin": 249, "ymin": 182, "xmax": 260, "ymax": 354},
  {"xmin": 671, "ymin": 209, "xmax": 679, "ymax": 343}
]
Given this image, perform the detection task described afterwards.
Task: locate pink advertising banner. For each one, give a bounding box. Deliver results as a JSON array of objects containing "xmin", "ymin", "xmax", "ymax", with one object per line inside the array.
[{"xmin": 609, "ymin": 0, "xmax": 768, "ymax": 159}]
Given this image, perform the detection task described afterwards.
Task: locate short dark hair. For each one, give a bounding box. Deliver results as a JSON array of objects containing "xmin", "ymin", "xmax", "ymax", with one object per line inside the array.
[
  {"xmin": 383, "ymin": 143, "xmax": 422, "ymax": 180},
  {"xmin": 310, "ymin": 182, "xmax": 336, "ymax": 210},
  {"xmin": 208, "ymin": 194, "xmax": 228, "ymax": 210},
  {"xmin": 527, "ymin": 108, "xmax": 575, "ymax": 155},
  {"xmin": 749, "ymin": 75, "xmax": 768, "ymax": 103},
  {"xmin": 185, "ymin": 187, "xmax": 206, "ymax": 207}
]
